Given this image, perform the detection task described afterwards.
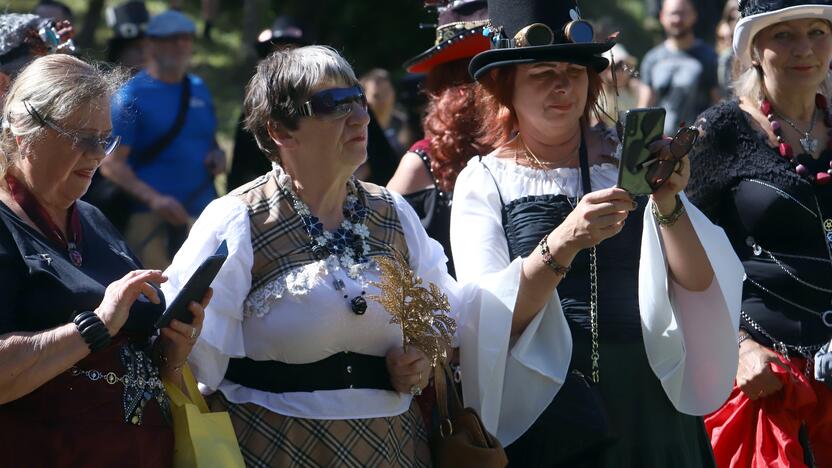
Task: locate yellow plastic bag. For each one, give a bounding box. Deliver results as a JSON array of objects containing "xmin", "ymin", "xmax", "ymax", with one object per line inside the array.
[{"xmin": 163, "ymin": 365, "xmax": 245, "ymax": 468}]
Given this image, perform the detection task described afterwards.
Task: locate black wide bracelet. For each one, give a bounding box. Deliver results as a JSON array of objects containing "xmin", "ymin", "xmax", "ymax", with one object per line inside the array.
[{"xmin": 72, "ymin": 311, "xmax": 112, "ymax": 353}]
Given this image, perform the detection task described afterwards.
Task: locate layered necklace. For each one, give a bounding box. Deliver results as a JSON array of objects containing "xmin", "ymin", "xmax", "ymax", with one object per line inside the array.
[
  {"xmin": 280, "ymin": 178, "xmax": 372, "ymax": 315},
  {"xmin": 762, "ymin": 94, "xmax": 832, "ymax": 184}
]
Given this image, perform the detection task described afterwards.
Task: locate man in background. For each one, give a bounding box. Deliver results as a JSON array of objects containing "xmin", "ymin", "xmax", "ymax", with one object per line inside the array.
[
  {"xmin": 101, "ymin": 10, "xmax": 225, "ymax": 269},
  {"xmin": 638, "ymin": 0, "xmax": 720, "ymax": 133}
]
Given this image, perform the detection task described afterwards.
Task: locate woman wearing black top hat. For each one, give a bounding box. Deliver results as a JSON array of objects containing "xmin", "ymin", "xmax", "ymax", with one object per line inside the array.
[
  {"xmin": 105, "ymin": 1, "xmax": 150, "ymax": 75},
  {"xmin": 388, "ymin": 0, "xmax": 492, "ymax": 278},
  {"xmin": 451, "ymin": 0, "xmax": 745, "ymax": 465},
  {"xmin": 687, "ymin": 1, "xmax": 832, "ymax": 466}
]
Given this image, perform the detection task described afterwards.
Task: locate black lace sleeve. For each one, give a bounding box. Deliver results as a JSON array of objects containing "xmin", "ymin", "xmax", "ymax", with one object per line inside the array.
[{"xmin": 686, "ymin": 101, "xmax": 746, "ymax": 222}]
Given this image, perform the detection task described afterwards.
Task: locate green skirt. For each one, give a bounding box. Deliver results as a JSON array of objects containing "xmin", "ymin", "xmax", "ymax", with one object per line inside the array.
[{"xmin": 505, "ymin": 331, "xmax": 716, "ymax": 468}]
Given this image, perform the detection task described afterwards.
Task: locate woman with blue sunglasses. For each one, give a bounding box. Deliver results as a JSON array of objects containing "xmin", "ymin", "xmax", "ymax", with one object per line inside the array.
[
  {"xmin": 161, "ymin": 44, "xmax": 562, "ymax": 466},
  {"xmin": 0, "ymin": 54, "xmax": 209, "ymax": 465}
]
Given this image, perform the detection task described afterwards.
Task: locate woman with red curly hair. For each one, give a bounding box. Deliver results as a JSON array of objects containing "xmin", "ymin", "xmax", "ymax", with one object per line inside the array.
[
  {"xmin": 387, "ymin": 0, "xmax": 491, "ymax": 278},
  {"xmin": 451, "ymin": 0, "xmax": 744, "ymax": 465}
]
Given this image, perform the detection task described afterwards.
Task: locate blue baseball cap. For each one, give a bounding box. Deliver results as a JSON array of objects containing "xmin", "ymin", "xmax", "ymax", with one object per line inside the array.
[{"xmin": 146, "ymin": 10, "xmax": 196, "ymax": 38}]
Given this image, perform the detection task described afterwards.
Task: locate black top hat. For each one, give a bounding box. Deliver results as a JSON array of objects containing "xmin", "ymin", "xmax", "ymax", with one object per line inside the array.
[
  {"xmin": 404, "ymin": 0, "xmax": 490, "ymax": 74},
  {"xmin": 255, "ymin": 16, "xmax": 310, "ymax": 58},
  {"xmin": 105, "ymin": 1, "xmax": 149, "ymax": 40},
  {"xmin": 469, "ymin": 0, "xmax": 614, "ymax": 80}
]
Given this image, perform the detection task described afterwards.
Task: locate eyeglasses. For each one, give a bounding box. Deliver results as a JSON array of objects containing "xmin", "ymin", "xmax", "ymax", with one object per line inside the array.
[
  {"xmin": 642, "ymin": 126, "xmax": 699, "ymax": 191},
  {"xmin": 298, "ymin": 86, "xmax": 368, "ymax": 120},
  {"xmin": 23, "ymin": 100, "xmax": 120, "ymax": 156}
]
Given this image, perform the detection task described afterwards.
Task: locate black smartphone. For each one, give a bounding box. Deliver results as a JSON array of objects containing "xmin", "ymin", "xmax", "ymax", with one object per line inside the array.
[
  {"xmin": 617, "ymin": 107, "xmax": 666, "ymax": 196},
  {"xmin": 154, "ymin": 240, "xmax": 228, "ymax": 328}
]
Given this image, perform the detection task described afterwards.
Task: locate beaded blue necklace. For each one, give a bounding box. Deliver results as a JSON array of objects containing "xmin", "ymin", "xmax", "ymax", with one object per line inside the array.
[{"xmin": 280, "ymin": 178, "xmax": 372, "ymax": 314}]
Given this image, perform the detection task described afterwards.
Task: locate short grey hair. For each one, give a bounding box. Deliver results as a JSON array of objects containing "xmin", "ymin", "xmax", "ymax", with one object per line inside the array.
[
  {"xmin": 0, "ymin": 54, "xmax": 126, "ymax": 175},
  {"xmin": 244, "ymin": 45, "xmax": 359, "ymax": 161}
]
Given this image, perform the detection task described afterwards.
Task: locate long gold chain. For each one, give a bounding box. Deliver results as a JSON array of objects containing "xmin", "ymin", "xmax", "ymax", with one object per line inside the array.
[{"xmin": 519, "ymin": 133, "xmax": 601, "ymax": 382}]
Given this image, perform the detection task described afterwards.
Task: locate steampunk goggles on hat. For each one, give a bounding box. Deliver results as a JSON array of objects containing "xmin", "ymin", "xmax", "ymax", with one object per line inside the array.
[
  {"xmin": 488, "ymin": 9, "xmax": 594, "ymax": 49},
  {"xmin": 297, "ymin": 86, "xmax": 368, "ymax": 119}
]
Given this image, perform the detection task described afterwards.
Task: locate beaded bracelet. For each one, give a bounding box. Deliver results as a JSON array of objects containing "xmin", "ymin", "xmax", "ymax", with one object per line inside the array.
[
  {"xmin": 538, "ymin": 234, "xmax": 571, "ymax": 277},
  {"xmin": 651, "ymin": 195, "xmax": 686, "ymax": 227},
  {"xmin": 72, "ymin": 311, "xmax": 111, "ymax": 353}
]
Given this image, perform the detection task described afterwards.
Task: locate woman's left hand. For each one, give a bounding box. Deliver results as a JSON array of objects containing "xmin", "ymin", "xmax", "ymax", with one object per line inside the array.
[
  {"xmin": 157, "ymin": 288, "xmax": 212, "ymax": 372},
  {"xmin": 647, "ymin": 138, "xmax": 690, "ymax": 214},
  {"xmin": 386, "ymin": 346, "xmax": 431, "ymax": 396}
]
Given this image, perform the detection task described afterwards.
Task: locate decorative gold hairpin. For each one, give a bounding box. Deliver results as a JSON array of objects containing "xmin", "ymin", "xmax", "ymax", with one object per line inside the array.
[{"xmin": 368, "ymin": 249, "xmax": 456, "ymax": 367}]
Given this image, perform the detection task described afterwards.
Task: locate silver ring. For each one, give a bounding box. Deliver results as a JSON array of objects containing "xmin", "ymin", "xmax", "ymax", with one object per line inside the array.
[
  {"xmin": 410, "ymin": 384, "xmax": 422, "ymax": 397},
  {"xmin": 189, "ymin": 327, "xmax": 198, "ymax": 340}
]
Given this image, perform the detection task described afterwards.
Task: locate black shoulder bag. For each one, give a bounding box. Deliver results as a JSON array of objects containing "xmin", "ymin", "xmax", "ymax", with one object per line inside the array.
[{"xmin": 83, "ymin": 77, "xmax": 192, "ymax": 232}]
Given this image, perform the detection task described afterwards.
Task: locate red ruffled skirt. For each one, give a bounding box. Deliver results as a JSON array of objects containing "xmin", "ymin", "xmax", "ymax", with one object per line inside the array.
[{"xmin": 705, "ymin": 355, "xmax": 832, "ymax": 468}]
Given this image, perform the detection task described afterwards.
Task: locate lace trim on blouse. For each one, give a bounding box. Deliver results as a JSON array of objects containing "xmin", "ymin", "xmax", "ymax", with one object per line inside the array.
[{"xmin": 243, "ymin": 256, "xmax": 377, "ymax": 318}]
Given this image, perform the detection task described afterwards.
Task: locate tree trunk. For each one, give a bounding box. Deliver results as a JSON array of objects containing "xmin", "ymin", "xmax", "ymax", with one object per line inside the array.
[
  {"xmin": 76, "ymin": 0, "xmax": 106, "ymax": 49},
  {"xmin": 242, "ymin": 0, "xmax": 264, "ymax": 65}
]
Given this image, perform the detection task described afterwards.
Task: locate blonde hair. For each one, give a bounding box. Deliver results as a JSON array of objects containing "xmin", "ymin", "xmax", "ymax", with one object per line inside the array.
[{"xmin": 0, "ymin": 54, "xmax": 126, "ymax": 176}]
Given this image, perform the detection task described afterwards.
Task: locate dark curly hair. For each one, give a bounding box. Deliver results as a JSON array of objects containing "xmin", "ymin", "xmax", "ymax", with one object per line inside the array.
[{"xmin": 422, "ymin": 58, "xmax": 491, "ymax": 193}]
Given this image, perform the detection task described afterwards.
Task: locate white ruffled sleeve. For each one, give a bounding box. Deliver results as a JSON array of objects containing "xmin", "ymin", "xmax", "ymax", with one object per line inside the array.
[
  {"xmin": 449, "ymin": 159, "xmax": 573, "ymax": 446},
  {"xmin": 639, "ymin": 193, "xmax": 743, "ymax": 414},
  {"xmin": 161, "ymin": 196, "xmax": 253, "ymax": 391}
]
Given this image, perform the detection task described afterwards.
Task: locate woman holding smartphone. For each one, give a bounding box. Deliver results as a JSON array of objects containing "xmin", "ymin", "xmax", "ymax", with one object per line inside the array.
[
  {"xmin": 687, "ymin": 1, "xmax": 832, "ymax": 465},
  {"xmin": 0, "ymin": 55, "xmax": 208, "ymax": 466},
  {"xmin": 450, "ymin": 0, "xmax": 744, "ymax": 465}
]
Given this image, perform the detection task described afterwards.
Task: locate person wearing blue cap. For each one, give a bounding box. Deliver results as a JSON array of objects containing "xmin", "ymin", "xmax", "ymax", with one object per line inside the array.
[{"xmin": 100, "ymin": 10, "xmax": 226, "ymax": 270}]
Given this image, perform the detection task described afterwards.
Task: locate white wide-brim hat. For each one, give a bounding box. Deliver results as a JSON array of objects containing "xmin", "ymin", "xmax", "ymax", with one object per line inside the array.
[{"xmin": 733, "ymin": 3, "xmax": 832, "ymax": 67}]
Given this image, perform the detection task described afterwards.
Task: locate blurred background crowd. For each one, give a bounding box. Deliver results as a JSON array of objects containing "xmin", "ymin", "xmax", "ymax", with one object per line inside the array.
[{"xmin": 3, "ymin": 0, "xmax": 739, "ymax": 267}]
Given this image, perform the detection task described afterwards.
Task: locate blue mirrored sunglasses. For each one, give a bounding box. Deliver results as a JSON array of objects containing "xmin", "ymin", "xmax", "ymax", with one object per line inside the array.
[
  {"xmin": 298, "ymin": 86, "xmax": 368, "ymax": 119},
  {"xmin": 23, "ymin": 100, "xmax": 120, "ymax": 156}
]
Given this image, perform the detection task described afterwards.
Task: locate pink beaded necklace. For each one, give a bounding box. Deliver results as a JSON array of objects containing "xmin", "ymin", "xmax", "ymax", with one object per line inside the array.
[{"xmin": 762, "ymin": 94, "xmax": 832, "ymax": 185}]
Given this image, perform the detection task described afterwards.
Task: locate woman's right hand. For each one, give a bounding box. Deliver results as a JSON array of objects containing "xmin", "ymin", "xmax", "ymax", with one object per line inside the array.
[
  {"xmin": 737, "ymin": 337, "xmax": 787, "ymax": 400},
  {"xmin": 553, "ymin": 187, "xmax": 637, "ymax": 254},
  {"xmin": 95, "ymin": 270, "xmax": 166, "ymax": 336}
]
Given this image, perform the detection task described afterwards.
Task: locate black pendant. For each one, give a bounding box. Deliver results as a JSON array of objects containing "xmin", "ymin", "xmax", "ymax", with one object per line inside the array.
[{"xmin": 350, "ymin": 296, "xmax": 367, "ymax": 315}]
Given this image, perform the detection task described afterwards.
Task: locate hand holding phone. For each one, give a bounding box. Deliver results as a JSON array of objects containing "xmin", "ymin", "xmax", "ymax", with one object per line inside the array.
[
  {"xmin": 617, "ymin": 107, "xmax": 666, "ymax": 195},
  {"xmin": 155, "ymin": 240, "xmax": 228, "ymax": 329},
  {"xmin": 617, "ymin": 108, "xmax": 699, "ymax": 196}
]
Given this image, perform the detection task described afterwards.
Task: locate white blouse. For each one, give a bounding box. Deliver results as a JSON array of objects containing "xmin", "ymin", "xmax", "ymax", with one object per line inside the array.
[
  {"xmin": 161, "ymin": 187, "xmax": 528, "ymax": 422},
  {"xmin": 450, "ymin": 155, "xmax": 744, "ymax": 446}
]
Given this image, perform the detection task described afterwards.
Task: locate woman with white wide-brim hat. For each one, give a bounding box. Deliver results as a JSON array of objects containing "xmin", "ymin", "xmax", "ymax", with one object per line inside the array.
[{"xmin": 687, "ymin": 1, "xmax": 832, "ymax": 466}]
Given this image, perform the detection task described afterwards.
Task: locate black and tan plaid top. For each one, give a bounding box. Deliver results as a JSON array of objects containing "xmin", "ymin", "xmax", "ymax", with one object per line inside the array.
[{"xmin": 230, "ymin": 170, "xmax": 411, "ymax": 297}]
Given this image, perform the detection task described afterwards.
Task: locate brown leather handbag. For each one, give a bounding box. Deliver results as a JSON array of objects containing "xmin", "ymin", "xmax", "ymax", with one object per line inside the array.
[{"xmin": 430, "ymin": 363, "xmax": 508, "ymax": 468}]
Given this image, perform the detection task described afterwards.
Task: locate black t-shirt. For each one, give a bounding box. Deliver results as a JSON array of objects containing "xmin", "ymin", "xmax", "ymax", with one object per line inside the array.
[
  {"xmin": 0, "ymin": 200, "xmax": 164, "ymax": 335},
  {"xmin": 688, "ymin": 100, "xmax": 832, "ymax": 352},
  {"xmin": 640, "ymin": 39, "xmax": 719, "ymax": 134}
]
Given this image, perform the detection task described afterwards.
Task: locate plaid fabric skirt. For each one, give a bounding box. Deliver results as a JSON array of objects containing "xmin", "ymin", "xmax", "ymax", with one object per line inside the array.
[{"xmin": 209, "ymin": 392, "xmax": 432, "ymax": 468}]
